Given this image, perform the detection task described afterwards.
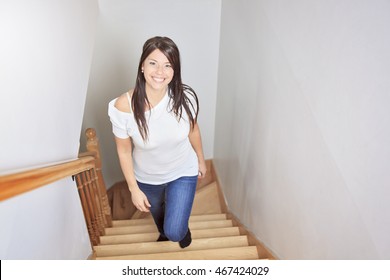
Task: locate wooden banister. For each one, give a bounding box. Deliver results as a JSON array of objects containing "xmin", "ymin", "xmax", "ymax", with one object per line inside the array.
[
  {"xmin": 0, "ymin": 156, "xmax": 95, "ymax": 202},
  {"xmin": 0, "ymin": 128, "xmax": 112, "ymax": 247}
]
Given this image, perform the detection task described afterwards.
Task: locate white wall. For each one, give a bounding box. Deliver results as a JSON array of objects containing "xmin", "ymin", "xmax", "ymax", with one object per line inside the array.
[
  {"xmin": 0, "ymin": 0, "xmax": 99, "ymax": 259},
  {"xmin": 81, "ymin": 0, "xmax": 221, "ymax": 187},
  {"xmin": 215, "ymin": 0, "xmax": 390, "ymax": 259}
]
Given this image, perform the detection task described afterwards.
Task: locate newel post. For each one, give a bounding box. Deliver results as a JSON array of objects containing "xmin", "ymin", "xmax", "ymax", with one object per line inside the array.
[{"xmin": 85, "ymin": 128, "xmax": 113, "ymax": 227}]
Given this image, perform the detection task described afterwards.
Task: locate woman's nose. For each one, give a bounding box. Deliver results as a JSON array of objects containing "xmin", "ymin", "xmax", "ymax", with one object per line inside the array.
[{"xmin": 156, "ymin": 65, "xmax": 164, "ymax": 74}]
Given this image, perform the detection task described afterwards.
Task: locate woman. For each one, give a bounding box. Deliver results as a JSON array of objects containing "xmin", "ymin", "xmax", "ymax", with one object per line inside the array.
[{"xmin": 108, "ymin": 36, "xmax": 206, "ymax": 248}]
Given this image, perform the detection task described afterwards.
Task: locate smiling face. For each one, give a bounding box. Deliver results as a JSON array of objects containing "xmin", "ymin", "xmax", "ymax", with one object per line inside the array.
[{"xmin": 142, "ymin": 49, "xmax": 174, "ymax": 94}]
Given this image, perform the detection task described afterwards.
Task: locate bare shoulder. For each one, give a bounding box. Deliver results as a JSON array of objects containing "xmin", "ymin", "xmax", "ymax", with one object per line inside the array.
[{"xmin": 114, "ymin": 89, "xmax": 134, "ymax": 113}]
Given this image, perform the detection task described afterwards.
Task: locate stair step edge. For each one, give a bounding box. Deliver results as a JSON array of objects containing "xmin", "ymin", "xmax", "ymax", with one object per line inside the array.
[
  {"xmin": 105, "ymin": 220, "xmax": 233, "ymax": 235},
  {"xmin": 94, "ymin": 236, "xmax": 249, "ymax": 257},
  {"xmin": 99, "ymin": 227, "xmax": 241, "ymax": 245},
  {"xmin": 95, "ymin": 246, "xmax": 260, "ymax": 260},
  {"xmin": 112, "ymin": 213, "xmax": 228, "ymax": 227}
]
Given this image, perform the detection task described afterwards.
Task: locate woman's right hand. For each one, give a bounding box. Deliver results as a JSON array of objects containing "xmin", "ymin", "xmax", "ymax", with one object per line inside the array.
[{"xmin": 130, "ymin": 188, "xmax": 151, "ymax": 212}]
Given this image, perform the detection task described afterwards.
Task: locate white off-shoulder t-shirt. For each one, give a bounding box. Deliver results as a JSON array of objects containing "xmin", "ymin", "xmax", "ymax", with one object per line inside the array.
[{"xmin": 108, "ymin": 91, "xmax": 198, "ymax": 184}]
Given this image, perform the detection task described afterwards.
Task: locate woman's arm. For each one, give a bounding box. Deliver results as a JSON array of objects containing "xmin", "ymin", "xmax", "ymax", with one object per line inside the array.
[
  {"xmin": 188, "ymin": 123, "xmax": 207, "ymax": 178},
  {"xmin": 115, "ymin": 136, "xmax": 151, "ymax": 212}
]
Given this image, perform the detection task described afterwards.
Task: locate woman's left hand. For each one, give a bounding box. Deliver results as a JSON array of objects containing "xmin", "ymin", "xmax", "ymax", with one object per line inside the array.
[{"xmin": 198, "ymin": 160, "xmax": 207, "ymax": 179}]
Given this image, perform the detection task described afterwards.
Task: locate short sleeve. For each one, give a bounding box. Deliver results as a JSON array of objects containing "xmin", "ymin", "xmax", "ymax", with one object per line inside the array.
[{"xmin": 108, "ymin": 99, "xmax": 130, "ymax": 139}]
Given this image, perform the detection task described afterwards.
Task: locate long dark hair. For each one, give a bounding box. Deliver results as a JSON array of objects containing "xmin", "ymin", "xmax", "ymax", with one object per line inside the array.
[{"xmin": 132, "ymin": 36, "xmax": 199, "ymax": 141}]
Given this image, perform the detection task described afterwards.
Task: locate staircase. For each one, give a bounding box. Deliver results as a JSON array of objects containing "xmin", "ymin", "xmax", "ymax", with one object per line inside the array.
[{"xmin": 93, "ymin": 161, "xmax": 274, "ymax": 260}]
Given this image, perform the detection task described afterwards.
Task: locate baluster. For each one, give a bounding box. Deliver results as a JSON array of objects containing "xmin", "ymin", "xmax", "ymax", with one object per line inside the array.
[
  {"xmin": 85, "ymin": 169, "xmax": 105, "ymax": 235},
  {"xmin": 80, "ymin": 171, "xmax": 100, "ymax": 245},
  {"xmin": 85, "ymin": 128, "xmax": 113, "ymax": 227},
  {"xmin": 90, "ymin": 167, "xmax": 106, "ymax": 234},
  {"xmin": 75, "ymin": 173, "xmax": 99, "ymax": 246}
]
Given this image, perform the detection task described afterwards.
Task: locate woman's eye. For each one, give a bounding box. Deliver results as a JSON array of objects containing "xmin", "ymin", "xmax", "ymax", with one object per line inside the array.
[
  {"xmin": 165, "ymin": 64, "xmax": 172, "ymax": 68},
  {"xmin": 149, "ymin": 61, "xmax": 156, "ymax": 65}
]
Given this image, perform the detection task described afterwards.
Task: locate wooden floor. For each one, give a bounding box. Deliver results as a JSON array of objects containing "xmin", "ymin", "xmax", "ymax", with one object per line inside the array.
[{"xmin": 97, "ymin": 160, "xmax": 275, "ymax": 260}]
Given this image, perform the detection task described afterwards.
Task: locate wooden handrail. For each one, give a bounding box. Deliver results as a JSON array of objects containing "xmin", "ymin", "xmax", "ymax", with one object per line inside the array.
[
  {"xmin": 0, "ymin": 156, "xmax": 95, "ymax": 202},
  {"xmin": 0, "ymin": 128, "xmax": 112, "ymax": 246}
]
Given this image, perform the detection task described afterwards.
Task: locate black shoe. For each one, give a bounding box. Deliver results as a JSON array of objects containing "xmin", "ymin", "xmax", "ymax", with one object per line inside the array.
[
  {"xmin": 157, "ymin": 233, "xmax": 169, "ymax": 242},
  {"xmin": 179, "ymin": 229, "xmax": 192, "ymax": 248}
]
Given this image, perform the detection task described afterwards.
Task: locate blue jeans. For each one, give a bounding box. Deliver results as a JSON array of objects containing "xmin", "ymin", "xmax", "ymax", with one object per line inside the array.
[{"xmin": 137, "ymin": 176, "xmax": 198, "ymax": 242}]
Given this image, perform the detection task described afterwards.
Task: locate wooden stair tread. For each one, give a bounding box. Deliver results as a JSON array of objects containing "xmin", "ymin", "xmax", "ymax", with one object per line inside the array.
[
  {"xmin": 131, "ymin": 210, "xmax": 151, "ymax": 220},
  {"xmin": 191, "ymin": 182, "xmax": 222, "ymax": 215},
  {"xmin": 100, "ymin": 227, "xmax": 241, "ymax": 245},
  {"xmin": 112, "ymin": 213, "xmax": 228, "ymax": 227},
  {"xmin": 95, "ymin": 246, "xmax": 260, "ymax": 260},
  {"xmin": 105, "ymin": 219, "xmax": 233, "ymax": 236},
  {"xmin": 94, "ymin": 235, "xmax": 249, "ymax": 257}
]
